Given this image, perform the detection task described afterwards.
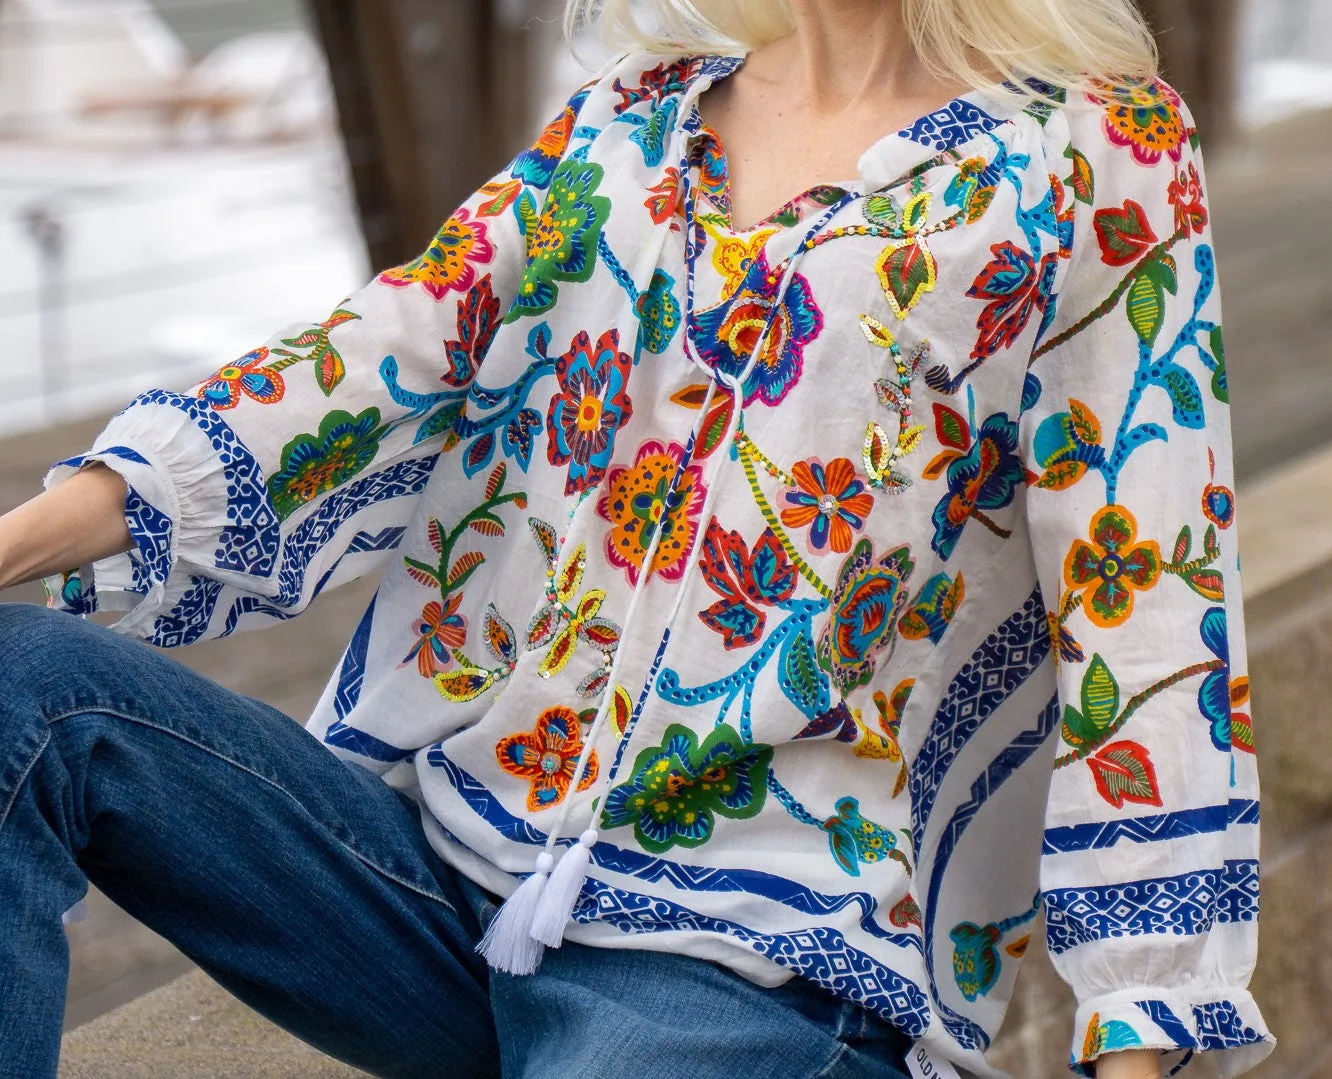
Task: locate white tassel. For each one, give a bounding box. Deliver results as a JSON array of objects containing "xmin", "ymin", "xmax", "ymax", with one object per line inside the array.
[
  {"xmin": 475, "ymin": 852, "xmax": 553, "ymax": 975},
  {"xmin": 530, "ymin": 829, "xmax": 597, "ymax": 947},
  {"xmin": 62, "ymin": 899, "xmax": 89, "ymax": 926}
]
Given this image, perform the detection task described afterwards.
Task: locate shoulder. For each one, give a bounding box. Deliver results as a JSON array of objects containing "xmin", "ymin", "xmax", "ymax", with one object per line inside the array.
[
  {"xmin": 570, "ymin": 49, "xmax": 736, "ymax": 123},
  {"xmin": 1041, "ymin": 75, "xmax": 1201, "ymax": 173}
]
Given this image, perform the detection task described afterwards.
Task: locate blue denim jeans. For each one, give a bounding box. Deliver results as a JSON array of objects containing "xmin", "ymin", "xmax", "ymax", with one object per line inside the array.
[{"xmin": 0, "ymin": 604, "xmax": 914, "ymax": 1079}]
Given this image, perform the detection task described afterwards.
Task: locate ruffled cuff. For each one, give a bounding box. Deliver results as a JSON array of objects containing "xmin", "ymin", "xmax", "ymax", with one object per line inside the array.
[
  {"xmin": 1070, "ymin": 987, "xmax": 1274, "ymax": 1077},
  {"xmin": 41, "ymin": 393, "xmax": 279, "ymax": 638}
]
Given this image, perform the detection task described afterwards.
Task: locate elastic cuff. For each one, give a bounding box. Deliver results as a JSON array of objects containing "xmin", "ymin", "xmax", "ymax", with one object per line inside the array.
[{"xmin": 1070, "ymin": 988, "xmax": 1273, "ymax": 1076}]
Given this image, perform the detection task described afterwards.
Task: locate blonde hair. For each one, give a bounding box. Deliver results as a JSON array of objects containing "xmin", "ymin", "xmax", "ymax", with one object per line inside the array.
[{"xmin": 562, "ymin": 0, "xmax": 1159, "ymax": 101}]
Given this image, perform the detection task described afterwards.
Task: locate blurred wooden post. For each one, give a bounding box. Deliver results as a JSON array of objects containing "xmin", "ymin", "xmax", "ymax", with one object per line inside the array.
[
  {"xmin": 1137, "ymin": 0, "xmax": 1241, "ymax": 146},
  {"xmin": 306, "ymin": 0, "xmax": 529, "ymax": 271}
]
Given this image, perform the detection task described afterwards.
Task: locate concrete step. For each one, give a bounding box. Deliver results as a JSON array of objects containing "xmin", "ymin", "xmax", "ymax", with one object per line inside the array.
[{"xmin": 59, "ymin": 970, "xmax": 367, "ymax": 1078}]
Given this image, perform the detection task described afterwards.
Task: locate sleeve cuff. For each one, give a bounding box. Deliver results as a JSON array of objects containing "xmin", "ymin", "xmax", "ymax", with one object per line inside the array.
[
  {"xmin": 1070, "ymin": 987, "xmax": 1273, "ymax": 1077},
  {"xmin": 41, "ymin": 396, "xmax": 278, "ymax": 637}
]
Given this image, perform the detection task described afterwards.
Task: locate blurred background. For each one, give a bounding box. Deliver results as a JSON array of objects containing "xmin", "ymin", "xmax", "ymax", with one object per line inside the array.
[{"xmin": 0, "ymin": 1, "xmax": 1329, "ymax": 1076}]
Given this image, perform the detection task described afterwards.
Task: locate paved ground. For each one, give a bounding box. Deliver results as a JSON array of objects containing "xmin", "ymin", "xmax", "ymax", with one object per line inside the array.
[{"xmin": 0, "ymin": 103, "xmax": 1328, "ymax": 1066}]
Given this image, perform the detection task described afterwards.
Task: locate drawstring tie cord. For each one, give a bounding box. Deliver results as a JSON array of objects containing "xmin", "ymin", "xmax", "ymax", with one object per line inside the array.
[{"xmin": 478, "ymin": 69, "xmax": 859, "ymax": 973}]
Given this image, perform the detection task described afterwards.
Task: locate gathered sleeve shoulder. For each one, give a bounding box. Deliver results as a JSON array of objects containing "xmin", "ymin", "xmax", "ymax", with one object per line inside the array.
[
  {"xmin": 1019, "ymin": 81, "xmax": 1273, "ymax": 1075},
  {"xmin": 43, "ymin": 75, "xmax": 601, "ymax": 646}
]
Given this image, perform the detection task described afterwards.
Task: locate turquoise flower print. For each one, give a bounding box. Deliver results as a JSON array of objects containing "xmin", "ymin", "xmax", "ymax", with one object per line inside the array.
[
  {"xmin": 950, "ymin": 899, "xmax": 1039, "ymax": 1002},
  {"xmin": 601, "ymin": 724, "xmax": 774, "ymax": 853},
  {"xmin": 822, "ymin": 796, "xmax": 909, "ymax": 877},
  {"xmin": 507, "ymin": 158, "xmax": 611, "ymax": 321},
  {"xmin": 634, "ymin": 269, "xmax": 682, "ymax": 358},
  {"xmin": 1198, "ymin": 606, "xmax": 1253, "ymax": 754},
  {"xmin": 545, "ymin": 328, "xmax": 634, "ymax": 496},
  {"xmin": 268, "ymin": 407, "xmax": 386, "ymax": 520},
  {"xmin": 816, "ymin": 539, "xmax": 915, "ymax": 695},
  {"xmin": 621, "ymin": 96, "xmax": 679, "ymax": 167},
  {"xmin": 690, "ymin": 250, "xmax": 823, "ymax": 407},
  {"xmin": 926, "ymin": 405, "xmax": 1024, "ymax": 560}
]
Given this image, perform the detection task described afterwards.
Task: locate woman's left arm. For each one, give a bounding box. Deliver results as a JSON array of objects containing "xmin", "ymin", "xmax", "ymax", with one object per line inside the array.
[{"xmin": 1020, "ymin": 83, "xmax": 1273, "ymax": 1077}]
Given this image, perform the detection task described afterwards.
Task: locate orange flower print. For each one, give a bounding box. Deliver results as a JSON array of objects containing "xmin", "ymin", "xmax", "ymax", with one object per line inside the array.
[
  {"xmin": 779, "ymin": 457, "xmax": 874, "ymax": 554},
  {"xmin": 495, "ymin": 705, "xmax": 598, "ymax": 812},
  {"xmin": 1093, "ymin": 79, "xmax": 1187, "ymax": 167},
  {"xmin": 379, "ymin": 207, "xmax": 494, "ymax": 301},
  {"xmin": 596, "ymin": 439, "xmax": 707, "ymax": 587},
  {"xmin": 1063, "ymin": 505, "xmax": 1162, "ymax": 628},
  {"xmin": 197, "ymin": 347, "xmax": 284, "ymax": 410}
]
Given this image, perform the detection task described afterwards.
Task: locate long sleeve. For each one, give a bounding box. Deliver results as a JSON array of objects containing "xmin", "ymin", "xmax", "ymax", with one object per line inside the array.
[
  {"xmin": 43, "ymin": 82, "xmax": 594, "ymax": 647},
  {"xmin": 1020, "ymin": 83, "xmax": 1272, "ymax": 1075}
]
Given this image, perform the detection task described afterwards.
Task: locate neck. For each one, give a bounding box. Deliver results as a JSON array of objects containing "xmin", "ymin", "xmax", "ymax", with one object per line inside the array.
[{"xmin": 747, "ymin": 0, "xmax": 923, "ymax": 110}]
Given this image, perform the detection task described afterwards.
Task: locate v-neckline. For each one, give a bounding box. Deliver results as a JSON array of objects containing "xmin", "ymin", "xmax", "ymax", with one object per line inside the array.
[
  {"xmin": 683, "ymin": 50, "xmax": 1021, "ymax": 231},
  {"xmin": 689, "ymin": 118, "xmax": 855, "ymax": 235}
]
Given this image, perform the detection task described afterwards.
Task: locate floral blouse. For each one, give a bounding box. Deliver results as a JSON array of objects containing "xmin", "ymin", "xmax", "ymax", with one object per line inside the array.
[{"xmin": 47, "ymin": 51, "xmax": 1272, "ymax": 1077}]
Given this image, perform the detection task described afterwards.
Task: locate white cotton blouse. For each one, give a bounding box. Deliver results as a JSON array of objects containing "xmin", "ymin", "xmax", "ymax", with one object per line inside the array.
[{"xmin": 47, "ymin": 50, "xmax": 1272, "ymax": 1078}]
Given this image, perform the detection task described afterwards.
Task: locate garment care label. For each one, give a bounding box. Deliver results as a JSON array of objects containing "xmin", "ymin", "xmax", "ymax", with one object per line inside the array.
[{"xmin": 906, "ymin": 1043, "xmax": 962, "ymax": 1079}]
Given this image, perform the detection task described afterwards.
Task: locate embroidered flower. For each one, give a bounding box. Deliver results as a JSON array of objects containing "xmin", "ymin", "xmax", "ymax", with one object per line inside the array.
[
  {"xmin": 401, "ymin": 595, "xmax": 467, "ymax": 678},
  {"xmin": 928, "ymin": 411, "xmax": 1024, "ymax": 560},
  {"xmin": 508, "ymin": 159, "xmax": 611, "ymax": 320},
  {"xmin": 817, "ymin": 539, "xmax": 916, "ymax": 695},
  {"xmin": 597, "ymin": 440, "xmax": 707, "ymax": 587},
  {"xmin": 1063, "ymin": 505, "xmax": 1163, "ymax": 628},
  {"xmin": 379, "ymin": 207, "xmax": 494, "ymax": 301},
  {"xmin": 546, "ymin": 328, "xmax": 634, "ymax": 496},
  {"xmin": 691, "ymin": 249, "xmax": 823, "ymax": 407},
  {"xmin": 197, "ymin": 347, "xmax": 284, "ymax": 410},
  {"xmin": 779, "ymin": 457, "xmax": 875, "ymax": 554},
  {"xmin": 268, "ymin": 407, "xmax": 386, "ymax": 519},
  {"xmin": 1198, "ymin": 607, "xmax": 1253, "ymax": 754},
  {"xmin": 1094, "ymin": 79, "xmax": 1187, "ymax": 166},
  {"xmin": 601, "ymin": 723, "xmax": 773, "ymax": 852},
  {"xmin": 496, "ymin": 705, "xmax": 598, "ymax": 812}
]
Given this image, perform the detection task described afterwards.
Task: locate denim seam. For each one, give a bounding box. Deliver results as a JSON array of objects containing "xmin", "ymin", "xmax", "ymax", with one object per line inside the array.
[
  {"xmin": 44, "ymin": 706, "xmax": 459, "ymax": 917},
  {"xmin": 811, "ymin": 1040, "xmax": 851, "ymax": 1079},
  {"xmin": 0, "ymin": 727, "xmax": 51, "ymax": 835}
]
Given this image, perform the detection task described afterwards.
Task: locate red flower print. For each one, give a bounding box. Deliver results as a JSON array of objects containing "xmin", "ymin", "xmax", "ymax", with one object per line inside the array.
[
  {"xmin": 1168, "ymin": 162, "xmax": 1208, "ymax": 236},
  {"xmin": 401, "ymin": 595, "xmax": 468, "ymax": 678},
  {"xmin": 779, "ymin": 458, "xmax": 875, "ymax": 554},
  {"xmin": 197, "ymin": 347, "xmax": 284, "ymax": 410},
  {"xmin": 967, "ymin": 242, "xmax": 1059, "ymax": 360},
  {"xmin": 495, "ymin": 705, "xmax": 598, "ymax": 812},
  {"xmin": 645, "ymin": 167, "xmax": 682, "ymax": 227}
]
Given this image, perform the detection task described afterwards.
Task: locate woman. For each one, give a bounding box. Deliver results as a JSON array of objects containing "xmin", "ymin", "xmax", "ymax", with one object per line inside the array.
[{"xmin": 0, "ymin": 1, "xmax": 1271, "ymax": 1077}]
